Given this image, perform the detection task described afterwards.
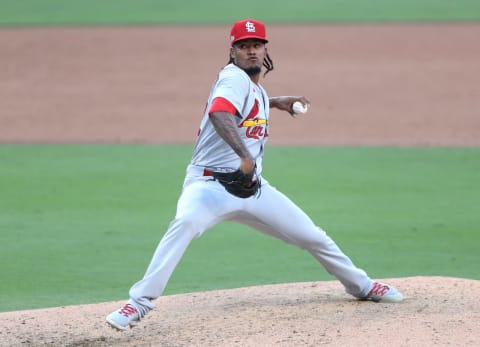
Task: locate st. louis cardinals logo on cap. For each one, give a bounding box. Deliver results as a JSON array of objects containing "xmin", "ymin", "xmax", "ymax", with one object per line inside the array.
[
  {"xmin": 230, "ymin": 19, "xmax": 268, "ymax": 45},
  {"xmin": 245, "ymin": 21, "xmax": 256, "ymax": 32}
]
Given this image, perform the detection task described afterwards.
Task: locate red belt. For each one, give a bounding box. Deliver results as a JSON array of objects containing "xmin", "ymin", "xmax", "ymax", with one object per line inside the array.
[{"xmin": 203, "ymin": 169, "xmax": 213, "ymax": 176}]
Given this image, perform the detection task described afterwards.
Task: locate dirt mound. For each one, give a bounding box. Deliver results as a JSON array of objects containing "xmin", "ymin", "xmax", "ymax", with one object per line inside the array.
[{"xmin": 1, "ymin": 277, "xmax": 479, "ymax": 346}]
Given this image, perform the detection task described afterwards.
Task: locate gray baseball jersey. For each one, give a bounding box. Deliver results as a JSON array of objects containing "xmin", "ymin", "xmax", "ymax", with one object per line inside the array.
[{"xmin": 190, "ymin": 63, "xmax": 269, "ymax": 174}]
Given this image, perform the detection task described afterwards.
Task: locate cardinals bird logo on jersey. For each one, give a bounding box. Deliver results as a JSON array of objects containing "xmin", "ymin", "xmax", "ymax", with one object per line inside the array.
[{"xmin": 239, "ymin": 99, "xmax": 268, "ymax": 139}]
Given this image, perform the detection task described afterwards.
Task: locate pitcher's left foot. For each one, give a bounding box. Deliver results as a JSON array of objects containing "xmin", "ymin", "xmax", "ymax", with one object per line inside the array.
[{"xmin": 106, "ymin": 303, "xmax": 141, "ymax": 330}]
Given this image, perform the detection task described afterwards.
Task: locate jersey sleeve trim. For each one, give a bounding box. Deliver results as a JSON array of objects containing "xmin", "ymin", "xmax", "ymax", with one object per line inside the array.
[{"xmin": 208, "ymin": 97, "xmax": 238, "ymax": 116}]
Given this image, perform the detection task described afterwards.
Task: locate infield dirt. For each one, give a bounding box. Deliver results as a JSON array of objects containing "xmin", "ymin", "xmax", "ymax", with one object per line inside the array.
[{"xmin": 0, "ymin": 24, "xmax": 479, "ymax": 346}]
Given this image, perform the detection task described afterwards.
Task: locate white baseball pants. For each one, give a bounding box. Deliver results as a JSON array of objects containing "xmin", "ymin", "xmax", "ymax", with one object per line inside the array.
[{"xmin": 129, "ymin": 165, "xmax": 373, "ymax": 312}]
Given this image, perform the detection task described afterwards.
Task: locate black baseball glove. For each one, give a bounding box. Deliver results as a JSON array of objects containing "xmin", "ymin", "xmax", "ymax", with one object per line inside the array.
[{"xmin": 212, "ymin": 168, "xmax": 260, "ymax": 199}]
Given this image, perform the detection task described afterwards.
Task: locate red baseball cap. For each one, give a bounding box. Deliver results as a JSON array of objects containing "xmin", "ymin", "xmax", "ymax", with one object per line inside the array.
[{"xmin": 230, "ymin": 19, "xmax": 268, "ymax": 45}]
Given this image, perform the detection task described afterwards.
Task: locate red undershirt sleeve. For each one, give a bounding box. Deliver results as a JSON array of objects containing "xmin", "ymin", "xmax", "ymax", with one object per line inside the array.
[{"xmin": 208, "ymin": 97, "xmax": 237, "ymax": 116}]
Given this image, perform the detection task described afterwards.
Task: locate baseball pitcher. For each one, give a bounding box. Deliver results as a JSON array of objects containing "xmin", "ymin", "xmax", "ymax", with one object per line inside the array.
[{"xmin": 106, "ymin": 19, "xmax": 404, "ymax": 331}]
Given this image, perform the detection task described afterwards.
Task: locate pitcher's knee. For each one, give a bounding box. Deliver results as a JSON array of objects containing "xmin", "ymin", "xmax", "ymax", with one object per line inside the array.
[
  {"xmin": 294, "ymin": 227, "xmax": 331, "ymax": 250},
  {"xmin": 167, "ymin": 216, "xmax": 205, "ymax": 239}
]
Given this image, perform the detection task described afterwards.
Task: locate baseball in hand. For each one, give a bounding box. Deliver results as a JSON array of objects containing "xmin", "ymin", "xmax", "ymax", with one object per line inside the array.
[{"xmin": 292, "ymin": 101, "xmax": 308, "ymax": 115}]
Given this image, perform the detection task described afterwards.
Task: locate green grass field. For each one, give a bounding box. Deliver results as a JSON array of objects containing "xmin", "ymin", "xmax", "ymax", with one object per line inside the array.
[
  {"xmin": 0, "ymin": 0, "xmax": 479, "ymax": 25},
  {"xmin": 1, "ymin": 145, "xmax": 478, "ymax": 312}
]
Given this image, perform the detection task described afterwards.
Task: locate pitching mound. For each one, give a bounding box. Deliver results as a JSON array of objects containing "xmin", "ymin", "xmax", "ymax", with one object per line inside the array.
[{"xmin": 1, "ymin": 276, "xmax": 479, "ymax": 346}]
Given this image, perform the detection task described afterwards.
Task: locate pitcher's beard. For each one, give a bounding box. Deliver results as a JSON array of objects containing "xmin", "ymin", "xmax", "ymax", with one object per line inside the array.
[{"xmin": 242, "ymin": 65, "xmax": 261, "ymax": 76}]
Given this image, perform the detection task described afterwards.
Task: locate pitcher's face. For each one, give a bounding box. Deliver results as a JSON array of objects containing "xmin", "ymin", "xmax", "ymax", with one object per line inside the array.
[{"xmin": 230, "ymin": 39, "xmax": 266, "ymax": 76}]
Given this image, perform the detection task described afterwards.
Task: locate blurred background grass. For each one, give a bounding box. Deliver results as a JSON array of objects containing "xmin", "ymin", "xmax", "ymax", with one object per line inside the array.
[
  {"xmin": 0, "ymin": 0, "xmax": 479, "ymax": 25},
  {"xmin": 1, "ymin": 145, "xmax": 478, "ymax": 311}
]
